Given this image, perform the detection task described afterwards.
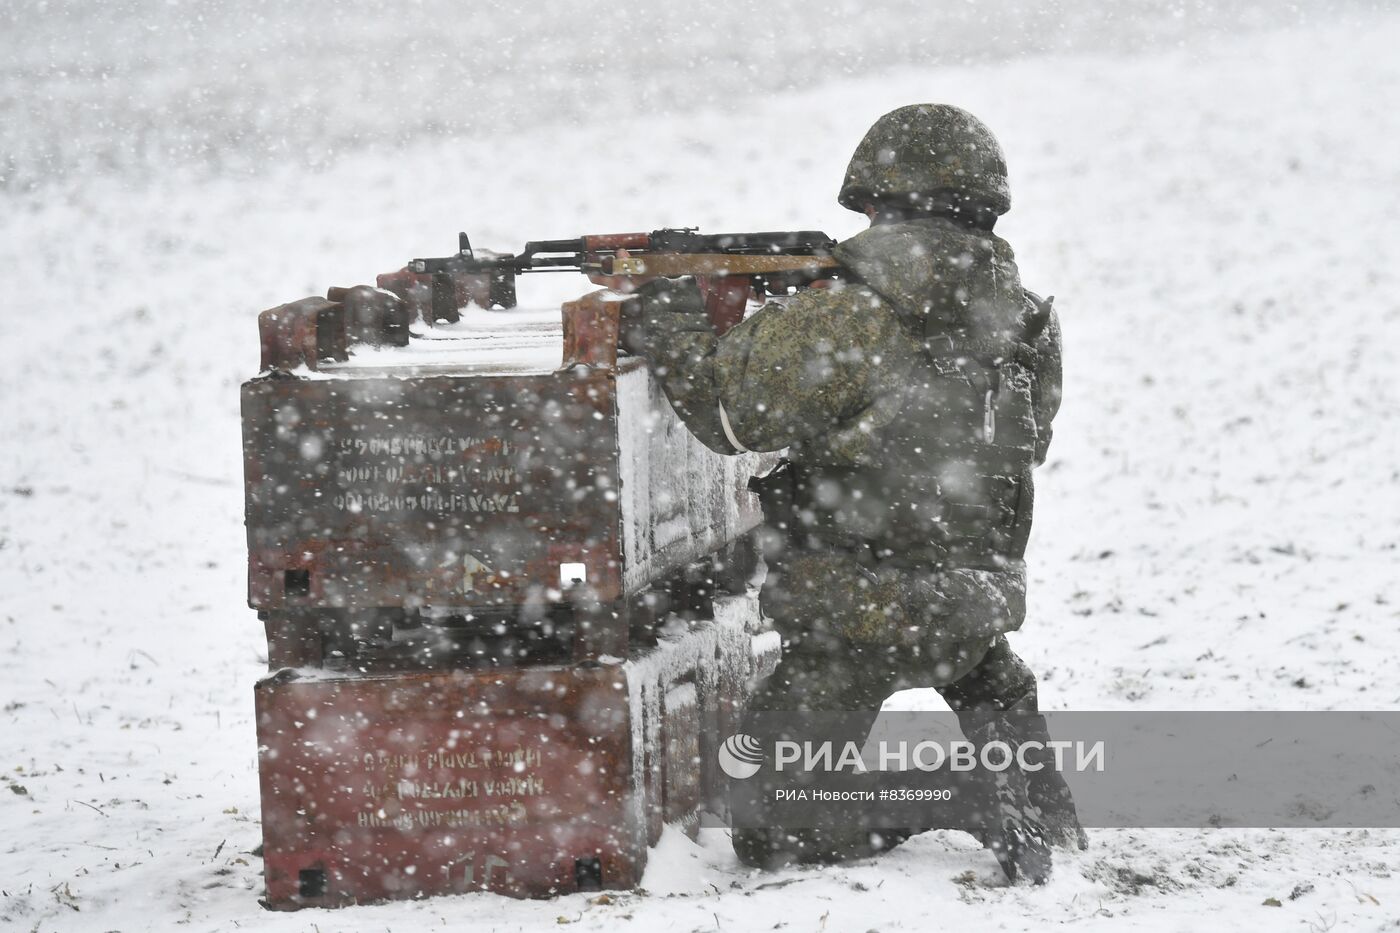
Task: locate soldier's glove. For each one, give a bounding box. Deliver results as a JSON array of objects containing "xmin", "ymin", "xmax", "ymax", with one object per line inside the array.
[
  {"xmin": 618, "ymin": 276, "xmax": 709, "ymax": 362},
  {"xmin": 1021, "ymin": 291, "xmax": 1054, "ymax": 345},
  {"xmin": 1013, "ymin": 290, "xmax": 1055, "ymax": 369}
]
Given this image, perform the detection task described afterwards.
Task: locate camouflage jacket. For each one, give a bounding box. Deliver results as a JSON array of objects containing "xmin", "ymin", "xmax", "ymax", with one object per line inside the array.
[{"xmin": 648, "ymin": 217, "xmax": 1062, "ymax": 563}]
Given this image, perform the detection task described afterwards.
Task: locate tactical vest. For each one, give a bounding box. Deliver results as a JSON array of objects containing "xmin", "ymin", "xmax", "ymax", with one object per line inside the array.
[
  {"xmin": 757, "ymin": 293, "xmax": 1051, "ymax": 571},
  {"xmin": 905, "ymin": 311, "xmax": 1044, "ymax": 562}
]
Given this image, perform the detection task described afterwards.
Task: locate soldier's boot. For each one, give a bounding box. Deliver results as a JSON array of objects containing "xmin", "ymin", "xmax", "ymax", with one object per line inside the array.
[
  {"xmin": 961, "ymin": 713, "xmax": 1054, "ymax": 884},
  {"xmin": 942, "ymin": 641, "xmax": 1088, "ymax": 852},
  {"xmin": 972, "ymin": 768, "xmax": 1053, "ymax": 885},
  {"xmin": 1021, "ymin": 719, "xmax": 1089, "ymax": 852},
  {"xmin": 1029, "ymin": 780, "xmax": 1088, "ymax": 851},
  {"xmin": 1002, "ymin": 707, "xmax": 1088, "ymax": 851},
  {"xmin": 984, "ymin": 818, "xmax": 1052, "ymax": 885}
]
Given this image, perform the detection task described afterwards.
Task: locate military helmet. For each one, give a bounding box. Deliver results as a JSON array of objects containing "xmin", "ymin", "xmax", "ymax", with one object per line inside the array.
[{"xmin": 838, "ymin": 104, "xmax": 1011, "ymax": 216}]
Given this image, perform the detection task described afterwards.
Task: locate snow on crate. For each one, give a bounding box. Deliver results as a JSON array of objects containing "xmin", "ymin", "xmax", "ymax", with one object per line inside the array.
[{"xmin": 320, "ymin": 307, "xmax": 567, "ymax": 376}]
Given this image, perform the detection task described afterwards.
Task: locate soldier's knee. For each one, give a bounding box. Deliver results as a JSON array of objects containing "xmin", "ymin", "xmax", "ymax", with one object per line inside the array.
[{"xmin": 942, "ymin": 638, "xmax": 1038, "ymax": 711}]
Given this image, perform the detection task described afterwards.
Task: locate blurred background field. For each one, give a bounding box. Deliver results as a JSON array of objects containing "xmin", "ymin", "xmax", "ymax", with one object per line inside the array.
[{"xmin": 1, "ymin": 0, "xmax": 1364, "ymax": 196}]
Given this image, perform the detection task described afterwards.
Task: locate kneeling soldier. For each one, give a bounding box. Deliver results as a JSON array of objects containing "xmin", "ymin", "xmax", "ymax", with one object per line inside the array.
[{"xmin": 621, "ymin": 104, "xmax": 1085, "ymax": 883}]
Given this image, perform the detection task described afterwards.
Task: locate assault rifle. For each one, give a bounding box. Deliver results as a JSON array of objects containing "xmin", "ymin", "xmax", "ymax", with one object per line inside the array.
[{"xmin": 402, "ymin": 228, "xmax": 842, "ymax": 323}]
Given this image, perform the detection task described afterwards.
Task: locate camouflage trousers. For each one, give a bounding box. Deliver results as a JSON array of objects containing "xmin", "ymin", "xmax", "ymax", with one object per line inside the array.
[
  {"xmin": 754, "ymin": 547, "xmax": 1029, "ymax": 697},
  {"xmin": 733, "ymin": 547, "xmax": 1080, "ymax": 867}
]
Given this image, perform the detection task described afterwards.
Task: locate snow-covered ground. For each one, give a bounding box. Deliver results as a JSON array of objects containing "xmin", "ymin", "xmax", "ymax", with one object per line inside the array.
[{"xmin": 3, "ymin": 5, "xmax": 1400, "ymax": 930}]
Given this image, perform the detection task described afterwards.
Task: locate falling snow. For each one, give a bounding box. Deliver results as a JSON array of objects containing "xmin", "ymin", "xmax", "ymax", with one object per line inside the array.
[{"xmin": 3, "ymin": 3, "xmax": 1400, "ymax": 930}]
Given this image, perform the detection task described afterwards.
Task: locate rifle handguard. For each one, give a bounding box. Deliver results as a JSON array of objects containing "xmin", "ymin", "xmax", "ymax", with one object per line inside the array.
[{"xmin": 605, "ymin": 254, "xmax": 840, "ymax": 277}]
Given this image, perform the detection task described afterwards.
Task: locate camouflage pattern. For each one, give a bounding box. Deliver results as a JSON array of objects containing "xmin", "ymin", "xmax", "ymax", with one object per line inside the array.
[
  {"xmin": 837, "ymin": 104, "xmax": 1012, "ymax": 215},
  {"xmin": 645, "ymin": 218, "xmax": 1059, "ymax": 467},
  {"xmin": 636, "ymin": 216, "xmax": 1060, "ymax": 652},
  {"xmin": 759, "ymin": 551, "xmax": 1024, "ymax": 684}
]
